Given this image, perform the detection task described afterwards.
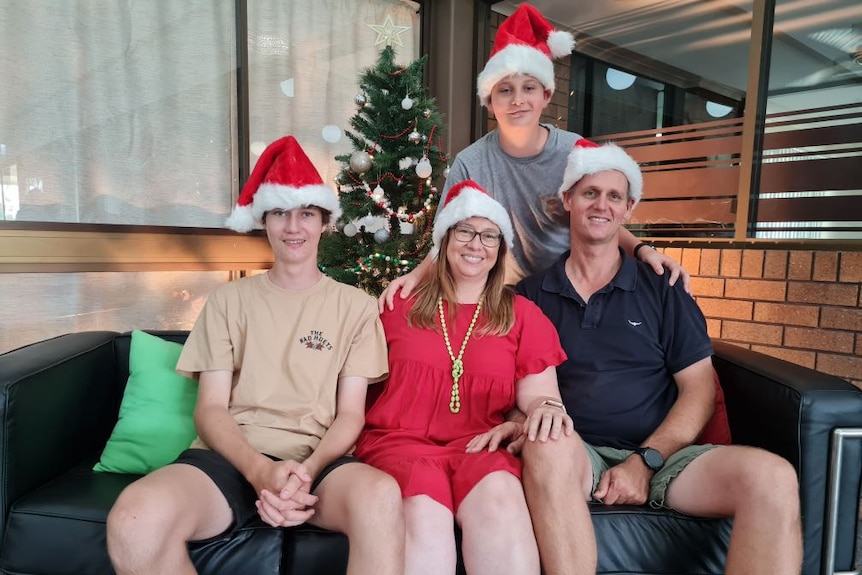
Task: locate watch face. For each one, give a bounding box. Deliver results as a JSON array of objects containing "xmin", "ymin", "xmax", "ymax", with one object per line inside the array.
[{"xmin": 641, "ymin": 448, "xmax": 664, "ymax": 470}]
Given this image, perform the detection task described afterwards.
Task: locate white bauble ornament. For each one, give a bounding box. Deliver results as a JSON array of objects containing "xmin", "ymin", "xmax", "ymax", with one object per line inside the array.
[
  {"xmin": 408, "ymin": 130, "xmax": 421, "ymax": 144},
  {"xmin": 401, "ymin": 96, "xmax": 414, "ymax": 110},
  {"xmin": 374, "ymin": 228, "xmax": 391, "ymax": 243},
  {"xmin": 343, "ymin": 223, "xmax": 358, "ymax": 237},
  {"xmin": 354, "ymin": 93, "xmax": 367, "ymax": 107},
  {"xmin": 349, "ymin": 151, "xmax": 372, "ymax": 173},
  {"xmin": 415, "ymin": 157, "xmax": 433, "ymax": 178},
  {"xmin": 372, "ymin": 185, "xmax": 385, "ymax": 201}
]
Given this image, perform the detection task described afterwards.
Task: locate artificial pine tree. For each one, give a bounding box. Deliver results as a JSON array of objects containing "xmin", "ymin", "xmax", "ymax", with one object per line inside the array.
[{"xmin": 319, "ymin": 45, "xmax": 448, "ymax": 296}]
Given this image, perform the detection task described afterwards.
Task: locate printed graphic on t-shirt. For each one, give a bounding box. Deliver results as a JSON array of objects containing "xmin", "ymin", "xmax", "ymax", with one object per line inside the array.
[{"xmin": 299, "ymin": 330, "xmax": 333, "ymax": 351}]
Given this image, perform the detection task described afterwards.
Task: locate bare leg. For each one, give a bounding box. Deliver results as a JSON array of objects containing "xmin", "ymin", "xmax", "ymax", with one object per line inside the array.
[
  {"xmin": 107, "ymin": 464, "xmax": 233, "ymax": 575},
  {"xmin": 310, "ymin": 462, "xmax": 405, "ymax": 575},
  {"xmin": 666, "ymin": 446, "xmax": 802, "ymax": 575},
  {"xmin": 521, "ymin": 432, "xmax": 596, "ymax": 575},
  {"xmin": 401, "ymin": 495, "xmax": 457, "ymax": 575},
  {"xmin": 456, "ymin": 470, "xmax": 540, "ymax": 575}
]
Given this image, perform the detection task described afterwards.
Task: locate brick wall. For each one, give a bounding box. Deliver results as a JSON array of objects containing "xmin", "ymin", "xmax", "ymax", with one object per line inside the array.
[{"xmin": 665, "ymin": 247, "xmax": 862, "ymax": 389}]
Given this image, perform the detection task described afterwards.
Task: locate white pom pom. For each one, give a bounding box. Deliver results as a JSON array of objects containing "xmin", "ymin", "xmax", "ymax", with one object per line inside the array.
[{"xmin": 547, "ymin": 30, "xmax": 575, "ymax": 59}]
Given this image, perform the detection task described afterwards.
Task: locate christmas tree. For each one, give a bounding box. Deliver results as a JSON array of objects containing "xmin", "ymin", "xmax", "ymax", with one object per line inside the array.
[{"xmin": 319, "ymin": 45, "xmax": 448, "ymax": 296}]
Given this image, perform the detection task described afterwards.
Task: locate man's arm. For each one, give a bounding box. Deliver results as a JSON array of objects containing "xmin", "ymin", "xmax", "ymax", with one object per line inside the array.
[
  {"xmin": 194, "ymin": 370, "xmax": 317, "ymax": 526},
  {"xmin": 301, "ymin": 374, "xmax": 368, "ymax": 478},
  {"xmin": 593, "ymin": 357, "xmax": 715, "ymax": 505},
  {"xmin": 619, "ymin": 227, "xmax": 691, "ymax": 292}
]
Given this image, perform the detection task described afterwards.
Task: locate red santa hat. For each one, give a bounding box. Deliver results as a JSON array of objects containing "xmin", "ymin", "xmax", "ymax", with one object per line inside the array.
[
  {"xmin": 558, "ymin": 138, "xmax": 644, "ymax": 206},
  {"xmin": 432, "ymin": 180, "xmax": 514, "ymax": 257},
  {"xmin": 477, "ymin": 3, "xmax": 575, "ymax": 106},
  {"xmin": 225, "ymin": 135, "xmax": 341, "ymax": 232}
]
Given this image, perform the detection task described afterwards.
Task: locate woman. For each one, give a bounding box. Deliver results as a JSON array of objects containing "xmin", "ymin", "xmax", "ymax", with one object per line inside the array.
[{"xmin": 355, "ymin": 180, "xmax": 572, "ymax": 575}]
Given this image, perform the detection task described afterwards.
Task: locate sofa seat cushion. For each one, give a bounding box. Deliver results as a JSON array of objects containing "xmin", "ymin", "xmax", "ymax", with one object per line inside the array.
[
  {"xmin": 592, "ymin": 504, "xmax": 731, "ymax": 574},
  {"xmin": 0, "ymin": 463, "xmax": 283, "ymax": 575}
]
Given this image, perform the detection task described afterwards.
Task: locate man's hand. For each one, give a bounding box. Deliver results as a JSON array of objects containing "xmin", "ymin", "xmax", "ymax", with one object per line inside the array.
[
  {"xmin": 378, "ymin": 270, "xmax": 421, "ymax": 312},
  {"xmin": 466, "ymin": 421, "xmax": 524, "ymax": 454},
  {"xmin": 593, "ymin": 456, "xmax": 652, "ymax": 506},
  {"xmin": 638, "ymin": 246, "xmax": 691, "ymax": 294},
  {"xmin": 251, "ymin": 459, "xmax": 319, "ymax": 527}
]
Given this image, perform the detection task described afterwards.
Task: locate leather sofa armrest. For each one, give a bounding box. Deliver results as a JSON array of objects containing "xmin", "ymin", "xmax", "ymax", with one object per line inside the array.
[
  {"xmin": 711, "ymin": 340, "xmax": 862, "ymax": 575},
  {"xmin": 0, "ymin": 331, "xmax": 122, "ymax": 537}
]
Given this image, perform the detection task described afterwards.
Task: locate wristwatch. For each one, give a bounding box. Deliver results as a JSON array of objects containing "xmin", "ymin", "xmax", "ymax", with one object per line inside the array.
[
  {"xmin": 633, "ymin": 242, "xmax": 656, "ymax": 260},
  {"xmin": 634, "ymin": 447, "xmax": 664, "ymax": 471}
]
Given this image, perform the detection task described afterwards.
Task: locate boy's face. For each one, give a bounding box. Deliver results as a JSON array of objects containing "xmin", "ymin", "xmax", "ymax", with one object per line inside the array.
[
  {"xmin": 486, "ymin": 74, "xmax": 551, "ymax": 129},
  {"xmin": 263, "ymin": 206, "xmax": 327, "ymax": 264},
  {"xmin": 562, "ymin": 170, "xmax": 634, "ymax": 246}
]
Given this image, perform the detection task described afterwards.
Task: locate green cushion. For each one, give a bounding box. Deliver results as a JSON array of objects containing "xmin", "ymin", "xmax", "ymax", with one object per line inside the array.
[{"xmin": 94, "ymin": 330, "xmax": 198, "ymax": 474}]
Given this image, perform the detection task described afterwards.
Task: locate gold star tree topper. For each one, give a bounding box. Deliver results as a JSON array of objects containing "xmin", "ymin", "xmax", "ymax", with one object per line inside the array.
[{"xmin": 367, "ymin": 15, "xmax": 411, "ymax": 47}]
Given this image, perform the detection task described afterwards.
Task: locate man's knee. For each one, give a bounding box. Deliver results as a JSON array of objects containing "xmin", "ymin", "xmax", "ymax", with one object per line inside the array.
[
  {"xmin": 349, "ymin": 468, "xmax": 404, "ymax": 525},
  {"xmin": 522, "ymin": 433, "xmax": 590, "ymax": 487},
  {"xmin": 107, "ymin": 482, "xmax": 179, "ymax": 568}
]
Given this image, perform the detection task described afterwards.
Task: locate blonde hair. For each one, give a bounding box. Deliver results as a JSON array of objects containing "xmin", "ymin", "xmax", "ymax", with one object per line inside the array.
[{"xmin": 407, "ymin": 228, "xmax": 515, "ymax": 336}]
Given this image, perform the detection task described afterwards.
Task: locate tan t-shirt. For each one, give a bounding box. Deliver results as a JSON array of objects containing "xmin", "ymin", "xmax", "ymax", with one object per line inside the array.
[{"xmin": 176, "ymin": 273, "xmax": 388, "ymax": 461}]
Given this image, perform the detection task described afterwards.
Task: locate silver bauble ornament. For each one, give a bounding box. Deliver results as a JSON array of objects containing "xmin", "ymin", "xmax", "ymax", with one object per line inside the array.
[
  {"xmin": 401, "ymin": 96, "xmax": 414, "ymax": 110},
  {"xmin": 349, "ymin": 151, "xmax": 372, "ymax": 173},
  {"xmin": 444, "ymin": 165, "xmax": 450, "ymax": 178},
  {"xmin": 354, "ymin": 93, "xmax": 367, "ymax": 107},
  {"xmin": 374, "ymin": 228, "xmax": 391, "ymax": 243},
  {"xmin": 343, "ymin": 223, "xmax": 358, "ymax": 237},
  {"xmin": 415, "ymin": 157, "xmax": 433, "ymax": 178},
  {"xmin": 422, "ymin": 108, "xmax": 431, "ymax": 118},
  {"xmin": 335, "ymin": 220, "xmax": 345, "ymax": 232},
  {"xmin": 408, "ymin": 130, "xmax": 421, "ymax": 144}
]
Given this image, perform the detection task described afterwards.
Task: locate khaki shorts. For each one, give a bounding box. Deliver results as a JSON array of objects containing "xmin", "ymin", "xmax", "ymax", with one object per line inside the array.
[{"xmin": 583, "ymin": 443, "xmax": 718, "ymax": 509}]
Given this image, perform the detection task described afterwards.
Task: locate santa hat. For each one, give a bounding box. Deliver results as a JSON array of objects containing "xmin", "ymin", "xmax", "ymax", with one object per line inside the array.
[
  {"xmin": 558, "ymin": 138, "xmax": 644, "ymax": 206},
  {"xmin": 431, "ymin": 180, "xmax": 514, "ymax": 257},
  {"xmin": 477, "ymin": 3, "xmax": 575, "ymax": 106},
  {"xmin": 225, "ymin": 135, "xmax": 341, "ymax": 232}
]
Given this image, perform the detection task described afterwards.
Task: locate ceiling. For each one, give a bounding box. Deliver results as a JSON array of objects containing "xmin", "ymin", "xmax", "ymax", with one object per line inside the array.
[{"xmin": 493, "ymin": 0, "xmax": 862, "ymax": 103}]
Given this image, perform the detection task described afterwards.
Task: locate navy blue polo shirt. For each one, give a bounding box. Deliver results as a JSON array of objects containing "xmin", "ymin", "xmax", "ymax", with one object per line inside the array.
[{"xmin": 517, "ymin": 250, "xmax": 713, "ymax": 450}]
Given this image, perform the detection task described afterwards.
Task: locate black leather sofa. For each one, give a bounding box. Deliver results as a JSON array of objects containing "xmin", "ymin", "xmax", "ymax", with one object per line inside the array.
[{"xmin": 0, "ymin": 331, "xmax": 860, "ymax": 575}]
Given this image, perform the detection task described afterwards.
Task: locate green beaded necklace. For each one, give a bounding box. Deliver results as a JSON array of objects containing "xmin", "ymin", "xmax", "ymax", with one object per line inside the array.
[{"xmin": 437, "ymin": 295, "xmax": 484, "ymax": 414}]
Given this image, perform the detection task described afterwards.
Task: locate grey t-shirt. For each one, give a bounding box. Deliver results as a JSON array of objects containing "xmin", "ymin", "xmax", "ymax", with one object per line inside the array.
[{"xmin": 439, "ymin": 124, "xmax": 581, "ymax": 284}]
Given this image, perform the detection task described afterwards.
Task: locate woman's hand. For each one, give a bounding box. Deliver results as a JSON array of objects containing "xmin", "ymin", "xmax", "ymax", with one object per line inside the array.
[
  {"xmin": 466, "ymin": 421, "xmax": 525, "ymax": 454},
  {"xmin": 524, "ymin": 402, "xmax": 574, "ymax": 443},
  {"xmin": 638, "ymin": 245, "xmax": 691, "ymax": 294}
]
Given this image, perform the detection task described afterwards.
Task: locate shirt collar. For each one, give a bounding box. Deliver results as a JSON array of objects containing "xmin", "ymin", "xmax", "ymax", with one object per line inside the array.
[{"xmin": 541, "ymin": 247, "xmax": 638, "ymax": 296}]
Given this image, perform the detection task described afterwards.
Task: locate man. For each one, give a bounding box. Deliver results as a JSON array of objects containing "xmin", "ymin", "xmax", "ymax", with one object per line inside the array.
[
  {"xmin": 380, "ymin": 3, "xmax": 687, "ymax": 311},
  {"xmin": 106, "ymin": 136, "xmax": 404, "ymax": 575},
  {"xmin": 516, "ymin": 138, "xmax": 802, "ymax": 574}
]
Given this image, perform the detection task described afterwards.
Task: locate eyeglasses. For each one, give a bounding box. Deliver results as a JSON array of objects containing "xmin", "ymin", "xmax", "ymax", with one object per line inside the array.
[{"xmin": 451, "ymin": 225, "xmax": 503, "ymax": 248}]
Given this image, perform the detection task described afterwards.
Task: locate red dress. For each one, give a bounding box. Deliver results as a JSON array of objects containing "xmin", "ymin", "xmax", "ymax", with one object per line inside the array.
[{"xmin": 355, "ymin": 294, "xmax": 566, "ymax": 512}]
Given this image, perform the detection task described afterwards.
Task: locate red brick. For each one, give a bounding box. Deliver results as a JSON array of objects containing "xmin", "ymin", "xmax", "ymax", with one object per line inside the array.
[
  {"xmin": 787, "ymin": 282, "xmax": 858, "ymax": 306},
  {"xmin": 785, "ymin": 327, "xmax": 854, "ymax": 353},
  {"xmin": 820, "ymin": 307, "xmax": 862, "ymax": 331},
  {"xmin": 720, "ymin": 249, "xmax": 742, "ymax": 277},
  {"xmin": 741, "ymin": 250, "xmax": 764, "ymax": 278},
  {"xmin": 816, "ymin": 353, "xmax": 862, "ymax": 383},
  {"xmin": 763, "ymin": 251, "xmax": 788, "ymax": 279},
  {"xmin": 699, "ymin": 249, "xmax": 720, "ymax": 276},
  {"xmin": 681, "ymin": 248, "xmax": 701, "ymax": 276},
  {"xmin": 788, "ymin": 251, "xmax": 813, "ymax": 280},
  {"xmin": 697, "ymin": 297, "xmax": 753, "ymax": 320},
  {"xmin": 838, "ymin": 252, "xmax": 862, "ymax": 283},
  {"xmin": 706, "ymin": 318, "xmax": 721, "ymax": 339},
  {"xmin": 753, "ymin": 302, "xmax": 819, "ymax": 327},
  {"xmin": 813, "ymin": 252, "xmax": 838, "ymax": 282},
  {"xmin": 690, "ymin": 277, "xmax": 725, "ymax": 297},
  {"xmin": 721, "ymin": 320, "xmax": 783, "ymax": 345},
  {"xmin": 750, "ymin": 345, "xmax": 816, "ymax": 369},
  {"xmin": 725, "ymin": 279, "xmax": 786, "ymax": 302},
  {"xmin": 857, "ymin": 335, "xmax": 862, "ymax": 356}
]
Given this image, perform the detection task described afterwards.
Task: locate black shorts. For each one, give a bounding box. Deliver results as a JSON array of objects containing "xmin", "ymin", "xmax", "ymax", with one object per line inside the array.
[{"xmin": 173, "ymin": 448, "xmax": 355, "ymax": 539}]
